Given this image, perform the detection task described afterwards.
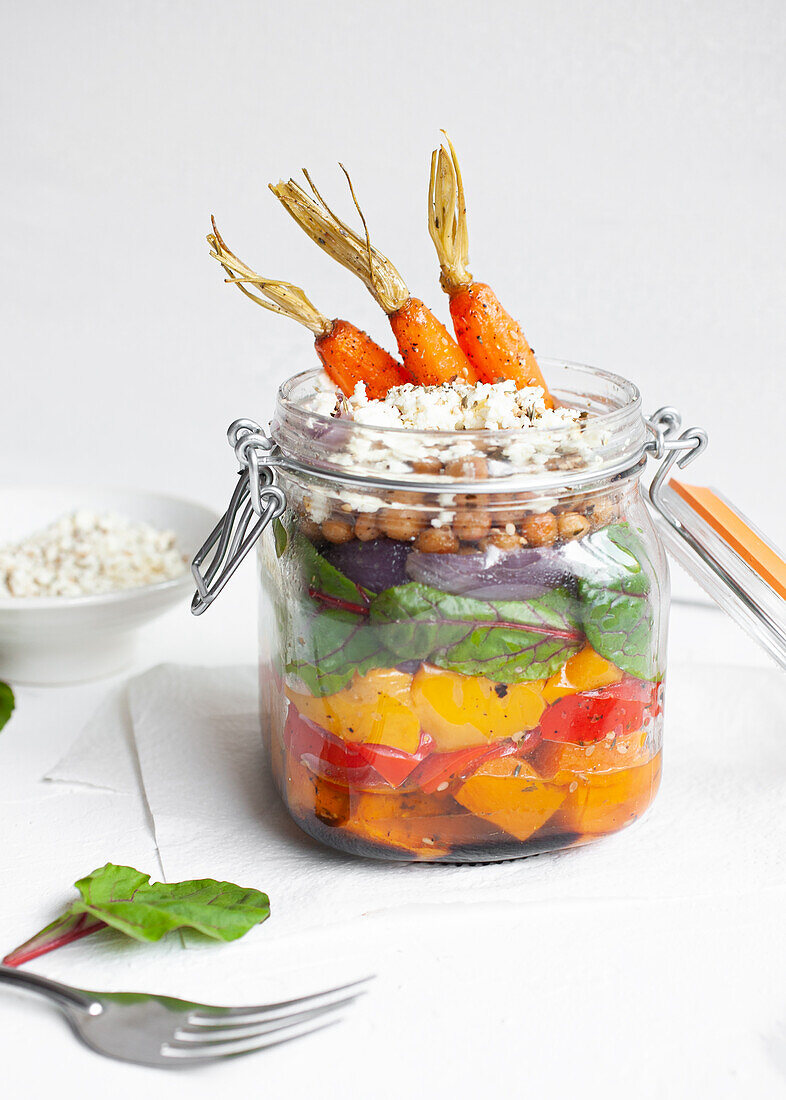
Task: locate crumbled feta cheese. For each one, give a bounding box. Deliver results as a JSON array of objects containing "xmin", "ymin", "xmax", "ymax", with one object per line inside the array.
[
  {"xmin": 0, "ymin": 511, "xmax": 188, "ymax": 598},
  {"xmin": 315, "ymin": 379, "xmax": 608, "ymax": 479},
  {"xmin": 346, "ymin": 379, "xmax": 582, "ymax": 433},
  {"xmin": 301, "ymin": 493, "xmax": 331, "ymax": 525},
  {"xmin": 300, "ymin": 378, "xmax": 610, "ymax": 524},
  {"xmin": 334, "ymin": 489, "xmax": 389, "ymax": 514}
]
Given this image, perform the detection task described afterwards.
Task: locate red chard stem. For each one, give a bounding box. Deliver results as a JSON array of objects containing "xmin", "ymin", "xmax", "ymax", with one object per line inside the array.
[
  {"xmin": 307, "ymin": 586, "xmax": 370, "ymax": 616},
  {"xmin": 2, "ymin": 911, "xmax": 106, "ymax": 968}
]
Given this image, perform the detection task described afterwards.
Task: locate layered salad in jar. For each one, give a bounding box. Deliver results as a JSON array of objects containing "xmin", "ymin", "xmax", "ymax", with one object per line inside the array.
[{"xmin": 210, "ymin": 137, "xmax": 664, "ymax": 861}]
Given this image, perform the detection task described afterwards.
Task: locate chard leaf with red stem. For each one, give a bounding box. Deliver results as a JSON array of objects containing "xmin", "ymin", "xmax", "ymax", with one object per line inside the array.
[{"xmin": 3, "ymin": 864, "xmax": 270, "ymax": 967}]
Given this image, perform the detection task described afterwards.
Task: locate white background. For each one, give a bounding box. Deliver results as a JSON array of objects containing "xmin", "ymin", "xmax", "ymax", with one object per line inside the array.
[
  {"xmin": 3, "ymin": 0, "xmax": 785, "ymax": 533},
  {"xmin": 2, "ymin": 2, "xmax": 785, "ymax": 1098}
]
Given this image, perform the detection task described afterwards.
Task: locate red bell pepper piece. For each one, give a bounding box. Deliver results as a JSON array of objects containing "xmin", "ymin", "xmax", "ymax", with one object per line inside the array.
[
  {"xmin": 353, "ymin": 734, "xmax": 433, "ymax": 788},
  {"xmin": 284, "ymin": 705, "xmax": 371, "ymax": 782},
  {"xmin": 284, "ymin": 704, "xmax": 431, "ymax": 789},
  {"xmin": 411, "ymin": 738, "xmax": 524, "ymax": 794},
  {"xmin": 539, "ymin": 678, "xmax": 657, "ymax": 745}
]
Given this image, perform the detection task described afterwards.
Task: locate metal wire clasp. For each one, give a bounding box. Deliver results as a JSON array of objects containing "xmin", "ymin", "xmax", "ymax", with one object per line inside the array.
[
  {"xmin": 644, "ymin": 406, "xmax": 708, "ymax": 511},
  {"xmin": 190, "ymin": 420, "xmax": 286, "ymax": 615}
]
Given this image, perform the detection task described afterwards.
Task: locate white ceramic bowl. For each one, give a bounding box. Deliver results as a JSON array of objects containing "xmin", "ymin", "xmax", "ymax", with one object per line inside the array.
[{"xmin": 0, "ymin": 486, "xmax": 219, "ymax": 684}]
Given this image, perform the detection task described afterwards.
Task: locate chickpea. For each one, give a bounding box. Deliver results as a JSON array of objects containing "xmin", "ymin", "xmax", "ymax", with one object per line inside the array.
[
  {"xmin": 390, "ymin": 489, "xmax": 424, "ymax": 506},
  {"xmin": 558, "ymin": 512, "xmax": 592, "ymax": 541},
  {"xmin": 354, "ymin": 513, "xmax": 380, "ymax": 541},
  {"xmin": 297, "ymin": 516, "xmax": 323, "ymax": 542},
  {"xmin": 379, "ymin": 507, "xmax": 424, "ymax": 541},
  {"xmin": 453, "ymin": 508, "xmax": 492, "ymax": 542},
  {"xmin": 415, "ymin": 526, "xmax": 460, "ymax": 553},
  {"xmin": 411, "ymin": 456, "xmax": 443, "ymax": 475},
  {"xmin": 480, "ymin": 528, "xmax": 522, "ymax": 552},
  {"xmin": 321, "ymin": 518, "xmax": 355, "ymax": 543},
  {"xmin": 444, "ymin": 455, "xmax": 489, "ymax": 480},
  {"xmin": 590, "ymin": 500, "xmax": 616, "ymax": 529},
  {"xmin": 494, "ymin": 509, "xmax": 525, "ymax": 527},
  {"xmin": 546, "ymin": 454, "xmax": 584, "ymax": 472},
  {"xmin": 491, "ymin": 493, "xmax": 525, "ymax": 526},
  {"xmin": 521, "ymin": 512, "xmax": 558, "ymax": 547}
]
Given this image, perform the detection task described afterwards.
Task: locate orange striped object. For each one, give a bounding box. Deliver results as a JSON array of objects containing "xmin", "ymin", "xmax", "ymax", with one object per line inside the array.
[{"xmin": 669, "ymin": 480, "xmax": 786, "ymax": 600}]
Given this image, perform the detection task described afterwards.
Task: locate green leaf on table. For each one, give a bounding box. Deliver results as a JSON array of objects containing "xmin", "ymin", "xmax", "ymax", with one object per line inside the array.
[
  {"xmin": 2, "ymin": 863, "xmax": 270, "ymax": 967},
  {"xmin": 576, "ymin": 523, "xmax": 657, "ymax": 680},
  {"xmin": 71, "ymin": 864, "xmax": 270, "ymax": 942},
  {"xmin": 0, "ymin": 682, "xmax": 14, "ymax": 732},
  {"xmin": 371, "ymin": 582, "xmax": 583, "ymax": 682}
]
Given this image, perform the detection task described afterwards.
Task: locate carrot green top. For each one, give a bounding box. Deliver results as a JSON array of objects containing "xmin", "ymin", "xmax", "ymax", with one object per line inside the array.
[
  {"xmin": 207, "ymin": 216, "xmax": 330, "ymax": 336},
  {"xmin": 428, "ymin": 134, "xmax": 473, "ymax": 293},
  {"xmin": 270, "ymin": 171, "xmax": 410, "ymax": 316}
]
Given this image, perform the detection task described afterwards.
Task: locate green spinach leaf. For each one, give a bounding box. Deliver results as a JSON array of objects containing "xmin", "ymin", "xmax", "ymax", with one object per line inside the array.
[
  {"xmin": 294, "ymin": 534, "xmax": 370, "ymax": 608},
  {"xmin": 287, "ymin": 605, "xmax": 393, "ymax": 695},
  {"xmin": 282, "ymin": 536, "xmax": 391, "ymax": 693},
  {"xmin": 577, "ymin": 523, "xmax": 656, "ymax": 680},
  {"xmin": 272, "ymin": 516, "xmax": 289, "ymax": 557},
  {"xmin": 372, "ymin": 583, "xmax": 583, "ymax": 682}
]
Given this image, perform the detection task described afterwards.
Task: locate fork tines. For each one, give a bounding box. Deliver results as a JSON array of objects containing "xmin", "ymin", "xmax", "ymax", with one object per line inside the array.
[{"xmin": 162, "ymin": 978, "xmax": 372, "ymax": 1062}]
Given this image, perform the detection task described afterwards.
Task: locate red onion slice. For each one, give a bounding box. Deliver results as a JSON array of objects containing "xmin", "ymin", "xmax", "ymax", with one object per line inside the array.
[
  {"xmin": 405, "ymin": 545, "xmax": 576, "ymax": 600},
  {"xmin": 321, "ymin": 537, "xmax": 413, "ymax": 593}
]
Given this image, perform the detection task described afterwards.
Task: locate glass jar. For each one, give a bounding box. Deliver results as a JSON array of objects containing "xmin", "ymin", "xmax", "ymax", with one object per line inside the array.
[{"xmin": 252, "ymin": 359, "xmax": 669, "ymax": 862}]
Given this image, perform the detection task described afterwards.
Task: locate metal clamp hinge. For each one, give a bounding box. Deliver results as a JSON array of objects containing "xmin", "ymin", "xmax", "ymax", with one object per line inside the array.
[
  {"xmin": 644, "ymin": 406, "xmax": 708, "ymax": 512},
  {"xmin": 190, "ymin": 420, "xmax": 287, "ymax": 615}
]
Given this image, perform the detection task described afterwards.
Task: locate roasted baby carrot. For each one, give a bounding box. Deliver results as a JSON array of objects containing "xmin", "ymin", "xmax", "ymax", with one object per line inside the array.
[
  {"xmin": 207, "ymin": 218, "xmax": 410, "ymax": 399},
  {"xmin": 270, "ymin": 172, "xmax": 478, "ymax": 387},
  {"xmin": 428, "ymin": 136, "xmax": 553, "ymax": 404}
]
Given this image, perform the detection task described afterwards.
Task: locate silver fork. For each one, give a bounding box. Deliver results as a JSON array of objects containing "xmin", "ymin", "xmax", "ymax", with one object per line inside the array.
[{"xmin": 0, "ymin": 965, "xmax": 370, "ymax": 1067}]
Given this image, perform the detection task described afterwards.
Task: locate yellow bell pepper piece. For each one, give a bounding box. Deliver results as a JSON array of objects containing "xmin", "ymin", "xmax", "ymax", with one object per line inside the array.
[{"xmin": 542, "ymin": 645, "xmax": 624, "ymax": 704}]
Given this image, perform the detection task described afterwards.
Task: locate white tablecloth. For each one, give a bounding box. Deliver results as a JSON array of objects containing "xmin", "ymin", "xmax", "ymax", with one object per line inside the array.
[{"xmin": 0, "ymin": 568, "xmax": 784, "ymax": 1099}]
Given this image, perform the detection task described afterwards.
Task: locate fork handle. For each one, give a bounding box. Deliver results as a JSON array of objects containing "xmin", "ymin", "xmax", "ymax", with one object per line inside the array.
[{"xmin": 0, "ymin": 965, "xmax": 96, "ymax": 1011}]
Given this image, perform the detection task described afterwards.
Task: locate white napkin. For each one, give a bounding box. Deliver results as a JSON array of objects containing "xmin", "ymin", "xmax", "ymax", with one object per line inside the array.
[
  {"xmin": 47, "ymin": 661, "xmax": 786, "ymax": 947},
  {"xmin": 46, "ymin": 687, "xmax": 139, "ymax": 795}
]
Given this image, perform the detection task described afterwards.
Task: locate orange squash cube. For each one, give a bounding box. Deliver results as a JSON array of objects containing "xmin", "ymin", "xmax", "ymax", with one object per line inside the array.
[
  {"xmin": 454, "ymin": 756, "xmax": 566, "ymax": 842},
  {"xmin": 532, "ymin": 729, "xmax": 652, "ymax": 778},
  {"xmin": 347, "ymin": 788, "xmax": 501, "ymax": 858},
  {"xmin": 555, "ymin": 753, "xmax": 662, "ymax": 835}
]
